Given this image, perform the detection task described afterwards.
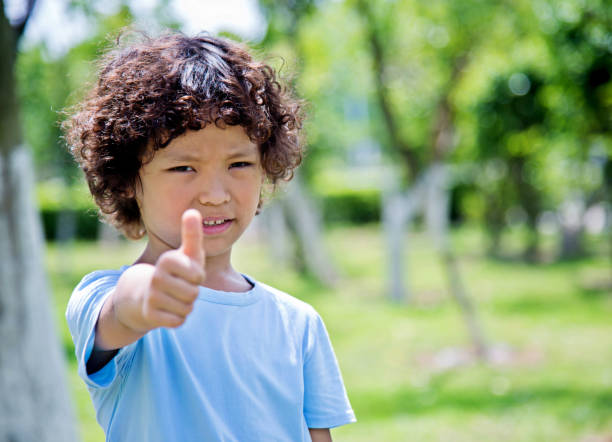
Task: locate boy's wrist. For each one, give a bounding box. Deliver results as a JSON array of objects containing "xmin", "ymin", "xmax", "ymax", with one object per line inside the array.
[
  {"xmin": 113, "ymin": 264, "xmax": 156, "ymax": 333},
  {"xmin": 110, "ymin": 289, "xmax": 151, "ymax": 335},
  {"xmin": 94, "ymin": 265, "xmax": 153, "ymax": 350}
]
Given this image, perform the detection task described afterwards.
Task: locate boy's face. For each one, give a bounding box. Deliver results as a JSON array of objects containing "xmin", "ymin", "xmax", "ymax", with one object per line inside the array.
[{"xmin": 135, "ymin": 124, "xmax": 263, "ymax": 265}]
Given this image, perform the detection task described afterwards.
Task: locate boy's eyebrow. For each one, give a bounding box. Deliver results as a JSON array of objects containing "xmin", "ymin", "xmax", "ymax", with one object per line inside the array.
[
  {"xmin": 162, "ymin": 145, "xmax": 258, "ymax": 161},
  {"xmin": 226, "ymin": 146, "xmax": 258, "ymax": 159},
  {"xmin": 162, "ymin": 151, "xmax": 201, "ymax": 161}
]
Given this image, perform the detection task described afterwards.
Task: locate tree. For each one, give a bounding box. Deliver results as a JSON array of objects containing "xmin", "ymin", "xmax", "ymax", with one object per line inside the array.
[
  {"xmin": 353, "ymin": 0, "xmax": 490, "ymax": 357},
  {"xmin": 0, "ymin": 1, "xmax": 78, "ymax": 440}
]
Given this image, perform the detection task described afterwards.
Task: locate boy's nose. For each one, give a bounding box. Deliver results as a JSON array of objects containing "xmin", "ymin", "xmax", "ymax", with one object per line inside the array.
[{"xmin": 197, "ymin": 177, "xmax": 230, "ymax": 206}]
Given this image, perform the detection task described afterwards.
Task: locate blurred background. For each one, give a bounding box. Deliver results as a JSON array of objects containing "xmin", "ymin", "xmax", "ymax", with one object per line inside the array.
[{"xmin": 1, "ymin": 0, "xmax": 611, "ymax": 441}]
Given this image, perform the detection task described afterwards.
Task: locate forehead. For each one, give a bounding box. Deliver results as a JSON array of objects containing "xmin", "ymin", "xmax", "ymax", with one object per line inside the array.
[{"xmin": 153, "ymin": 125, "xmax": 258, "ymax": 160}]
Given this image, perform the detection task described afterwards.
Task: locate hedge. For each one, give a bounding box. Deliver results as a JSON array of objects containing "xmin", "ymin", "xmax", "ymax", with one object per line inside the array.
[
  {"xmin": 37, "ymin": 180, "xmax": 101, "ymax": 241},
  {"xmin": 318, "ymin": 188, "xmax": 381, "ymax": 224},
  {"xmin": 40, "ymin": 208, "xmax": 100, "ymax": 241}
]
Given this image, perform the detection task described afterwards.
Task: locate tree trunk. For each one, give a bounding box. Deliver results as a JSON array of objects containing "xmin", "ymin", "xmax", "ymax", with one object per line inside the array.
[
  {"xmin": 0, "ymin": 6, "xmax": 78, "ymax": 440},
  {"xmin": 382, "ymin": 174, "xmax": 428, "ymax": 302},
  {"xmin": 509, "ymin": 156, "xmax": 542, "ymax": 262},
  {"xmin": 558, "ymin": 196, "xmax": 586, "ymax": 260},
  {"xmin": 483, "ymin": 191, "xmax": 506, "ymax": 258},
  {"xmin": 0, "ymin": 147, "xmax": 79, "ymax": 442},
  {"xmin": 98, "ymin": 219, "xmax": 120, "ymax": 244},
  {"xmin": 383, "ymin": 193, "xmax": 410, "ymax": 302},
  {"xmin": 259, "ymin": 199, "xmax": 295, "ymax": 266},
  {"xmin": 426, "ymin": 163, "xmax": 488, "ymax": 358},
  {"xmin": 281, "ymin": 174, "xmax": 337, "ymax": 286}
]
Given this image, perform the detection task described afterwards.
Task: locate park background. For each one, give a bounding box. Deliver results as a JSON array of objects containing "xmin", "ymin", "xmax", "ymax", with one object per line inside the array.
[{"xmin": 1, "ymin": 0, "xmax": 611, "ymax": 441}]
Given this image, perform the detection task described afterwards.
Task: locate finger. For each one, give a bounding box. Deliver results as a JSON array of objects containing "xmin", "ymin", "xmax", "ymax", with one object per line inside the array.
[
  {"xmin": 180, "ymin": 209, "xmax": 205, "ymax": 266},
  {"xmin": 146, "ymin": 290, "xmax": 194, "ymax": 319},
  {"xmin": 156, "ymin": 251, "xmax": 204, "ymax": 286},
  {"xmin": 153, "ymin": 273, "xmax": 200, "ymax": 304},
  {"xmin": 143, "ymin": 307, "xmax": 188, "ymax": 329},
  {"xmin": 156, "ymin": 295, "xmax": 194, "ymax": 319}
]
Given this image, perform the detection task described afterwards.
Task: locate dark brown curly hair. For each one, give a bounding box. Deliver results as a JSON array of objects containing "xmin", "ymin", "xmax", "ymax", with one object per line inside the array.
[{"xmin": 64, "ymin": 31, "xmax": 304, "ymax": 239}]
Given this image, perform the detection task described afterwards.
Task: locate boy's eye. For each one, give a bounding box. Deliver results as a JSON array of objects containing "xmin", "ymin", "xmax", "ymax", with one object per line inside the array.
[
  {"xmin": 169, "ymin": 165, "xmax": 194, "ymax": 172},
  {"xmin": 229, "ymin": 161, "xmax": 252, "ymax": 169}
]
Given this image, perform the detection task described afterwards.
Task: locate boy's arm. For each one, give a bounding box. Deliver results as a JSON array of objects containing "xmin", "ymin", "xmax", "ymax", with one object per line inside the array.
[
  {"xmin": 309, "ymin": 428, "xmax": 332, "ymax": 442},
  {"xmin": 88, "ymin": 210, "xmax": 205, "ymax": 369}
]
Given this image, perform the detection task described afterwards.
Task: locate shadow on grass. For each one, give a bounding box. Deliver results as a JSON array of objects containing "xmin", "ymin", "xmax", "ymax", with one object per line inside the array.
[
  {"xmin": 492, "ymin": 295, "xmax": 577, "ymax": 315},
  {"xmin": 579, "ymin": 279, "xmax": 612, "ymax": 298},
  {"xmin": 352, "ymin": 384, "xmax": 612, "ymax": 421},
  {"xmin": 492, "ymin": 287, "xmax": 611, "ymax": 317}
]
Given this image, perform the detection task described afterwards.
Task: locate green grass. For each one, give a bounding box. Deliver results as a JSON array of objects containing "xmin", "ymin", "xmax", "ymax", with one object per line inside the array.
[{"xmin": 46, "ymin": 225, "xmax": 612, "ymax": 441}]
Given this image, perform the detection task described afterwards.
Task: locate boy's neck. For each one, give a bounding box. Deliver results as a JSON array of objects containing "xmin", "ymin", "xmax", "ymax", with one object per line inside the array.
[
  {"xmin": 202, "ymin": 269, "xmax": 252, "ymax": 292},
  {"xmin": 201, "ymin": 254, "xmax": 252, "ymax": 292}
]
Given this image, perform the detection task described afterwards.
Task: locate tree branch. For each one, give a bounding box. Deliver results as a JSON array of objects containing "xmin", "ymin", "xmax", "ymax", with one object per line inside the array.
[
  {"xmin": 355, "ymin": 0, "xmax": 420, "ymax": 181},
  {"xmin": 430, "ymin": 54, "xmax": 469, "ymax": 162}
]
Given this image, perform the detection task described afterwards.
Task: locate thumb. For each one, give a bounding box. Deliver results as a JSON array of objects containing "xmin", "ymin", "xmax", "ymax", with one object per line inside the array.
[{"xmin": 180, "ymin": 209, "xmax": 204, "ymax": 266}]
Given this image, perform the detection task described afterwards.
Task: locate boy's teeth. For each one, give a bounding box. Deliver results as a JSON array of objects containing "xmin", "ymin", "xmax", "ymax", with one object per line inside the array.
[{"xmin": 203, "ymin": 219, "xmax": 226, "ymax": 226}]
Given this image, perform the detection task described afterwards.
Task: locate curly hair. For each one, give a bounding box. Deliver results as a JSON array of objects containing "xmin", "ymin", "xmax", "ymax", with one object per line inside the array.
[{"xmin": 63, "ymin": 31, "xmax": 304, "ymax": 239}]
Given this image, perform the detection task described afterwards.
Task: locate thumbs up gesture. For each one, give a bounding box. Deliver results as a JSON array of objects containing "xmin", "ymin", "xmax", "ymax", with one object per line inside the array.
[{"xmin": 138, "ymin": 209, "xmax": 206, "ymax": 329}]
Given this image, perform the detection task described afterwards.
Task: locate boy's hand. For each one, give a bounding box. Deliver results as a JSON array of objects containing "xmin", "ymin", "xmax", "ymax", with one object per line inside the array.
[
  {"xmin": 114, "ymin": 209, "xmax": 206, "ymax": 335},
  {"xmin": 142, "ymin": 209, "xmax": 205, "ymax": 328}
]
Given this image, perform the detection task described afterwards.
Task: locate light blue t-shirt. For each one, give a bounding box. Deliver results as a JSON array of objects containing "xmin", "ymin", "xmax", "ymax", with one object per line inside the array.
[{"xmin": 66, "ymin": 267, "xmax": 356, "ymax": 441}]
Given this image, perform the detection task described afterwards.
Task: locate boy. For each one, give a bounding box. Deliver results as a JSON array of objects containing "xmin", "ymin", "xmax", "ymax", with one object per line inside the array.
[{"xmin": 64, "ymin": 32, "xmax": 355, "ymax": 441}]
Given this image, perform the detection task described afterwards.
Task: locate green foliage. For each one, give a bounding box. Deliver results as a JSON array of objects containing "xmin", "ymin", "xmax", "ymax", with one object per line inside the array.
[
  {"xmin": 476, "ymin": 72, "xmax": 546, "ymax": 156},
  {"xmin": 36, "ymin": 179, "xmax": 96, "ymax": 211},
  {"xmin": 16, "ymin": 4, "xmax": 144, "ymax": 183},
  {"xmin": 16, "ymin": 46, "xmax": 75, "ymax": 181}
]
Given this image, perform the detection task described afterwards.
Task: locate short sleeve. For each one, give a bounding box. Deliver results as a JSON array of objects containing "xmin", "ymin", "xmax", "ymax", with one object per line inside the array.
[
  {"xmin": 303, "ymin": 312, "xmax": 356, "ymax": 429},
  {"xmin": 65, "ymin": 268, "xmax": 136, "ymax": 389}
]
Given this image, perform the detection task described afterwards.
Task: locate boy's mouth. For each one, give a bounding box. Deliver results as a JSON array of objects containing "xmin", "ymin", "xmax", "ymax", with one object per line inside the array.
[{"xmin": 202, "ymin": 218, "xmax": 233, "ymax": 235}]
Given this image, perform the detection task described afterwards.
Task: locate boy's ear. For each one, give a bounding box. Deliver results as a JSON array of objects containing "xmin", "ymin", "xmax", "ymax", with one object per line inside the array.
[{"xmin": 127, "ymin": 176, "xmax": 144, "ymax": 200}]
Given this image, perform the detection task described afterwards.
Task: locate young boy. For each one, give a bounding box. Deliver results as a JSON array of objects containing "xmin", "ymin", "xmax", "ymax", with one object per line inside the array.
[{"xmin": 64, "ymin": 32, "xmax": 355, "ymax": 441}]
